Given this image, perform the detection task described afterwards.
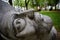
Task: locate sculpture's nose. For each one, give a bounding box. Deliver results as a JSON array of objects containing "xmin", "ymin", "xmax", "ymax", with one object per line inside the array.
[
  {"xmin": 16, "ymin": 17, "xmax": 35, "ymax": 37},
  {"xmin": 13, "ymin": 18, "xmax": 26, "ymax": 33}
]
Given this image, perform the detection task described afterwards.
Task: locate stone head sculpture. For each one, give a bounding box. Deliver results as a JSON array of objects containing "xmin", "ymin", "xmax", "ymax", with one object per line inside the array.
[{"xmin": 0, "ymin": 0, "xmax": 57, "ymax": 40}]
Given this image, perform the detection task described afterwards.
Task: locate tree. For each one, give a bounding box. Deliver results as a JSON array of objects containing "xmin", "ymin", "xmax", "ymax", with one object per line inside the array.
[
  {"xmin": 14, "ymin": 0, "xmax": 30, "ymax": 10},
  {"xmin": 53, "ymin": 0, "xmax": 59, "ymax": 10},
  {"xmin": 30, "ymin": 0, "xmax": 46, "ymax": 11},
  {"xmin": 25, "ymin": 0, "xmax": 30, "ymax": 10},
  {"xmin": 14, "ymin": 0, "xmax": 25, "ymax": 8},
  {"xmin": 48, "ymin": 0, "xmax": 59, "ymax": 10},
  {"xmin": 29, "ymin": 0, "xmax": 41, "ymax": 10},
  {"xmin": 9, "ymin": 0, "xmax": 12, "ymax": 5}
]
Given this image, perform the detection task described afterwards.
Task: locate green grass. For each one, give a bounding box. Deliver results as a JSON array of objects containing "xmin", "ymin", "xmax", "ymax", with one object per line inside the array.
[{"xmin": 40, "ymin": 11, "xmax": 60, "ymax": 31}]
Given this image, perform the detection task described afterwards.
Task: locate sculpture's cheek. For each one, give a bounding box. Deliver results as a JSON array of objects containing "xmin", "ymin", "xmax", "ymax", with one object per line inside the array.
[{"xmin": 41, "ymin": 22, "xmax": 50, "ymax": 33}]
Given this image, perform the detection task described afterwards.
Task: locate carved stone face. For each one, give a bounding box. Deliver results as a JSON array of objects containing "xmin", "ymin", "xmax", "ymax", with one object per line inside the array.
[
  {"xmin": 2, "ymin": 10, "xmax": 56, "ymax": 40},
  {"xmin": 13, "ymin": 11, "xmax": 36, "ymax": 37},
  {"xmin": 0, "ymin": 1, "xmax": 56, "ymax": 40},
  {"xmin": 12, "ymin": 12, "xmax": 52, "ymax": 38},
  {"xmin": 0, "ymin": 10, "xmax": 53, "ymax": 40}
]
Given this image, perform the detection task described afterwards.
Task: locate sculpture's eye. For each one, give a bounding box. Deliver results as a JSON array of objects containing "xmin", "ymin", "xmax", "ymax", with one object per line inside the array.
[
  {"xmin": 27, "ymin": 13, "xmax": 34, "ymax": 20},
  {"xmin": 13, "ymin": 18, "xmax": 26, "ymax": 33}
]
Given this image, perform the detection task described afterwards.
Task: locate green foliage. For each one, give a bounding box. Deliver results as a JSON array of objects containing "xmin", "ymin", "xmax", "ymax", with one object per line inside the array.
[
  {"xmin": 30, "ymin": 0, "xmax": 43, "ymax": 7},
  {"xmin": 48, "ymin": 0, "xmax": 59, "ymax": 6},
  {"xmin": 29, "ymin": 0, "xmax": 48, "ymax": 8},
  {"xmin": 39, "ymin": 0, "xmax": 48, "ymax": 7},
  {"xmin": 14, "ymin": 0, "xmax": 25, "ymax": 7},
  {"xmin": 13, "ymin": 0, "xmax": 59, "ymax": 10}
]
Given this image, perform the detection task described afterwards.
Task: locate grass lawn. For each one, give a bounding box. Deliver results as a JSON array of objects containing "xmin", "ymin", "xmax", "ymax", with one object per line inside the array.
[{"xmin": 40, "ymin": 11, "xmax": 60, "ymax": 31}]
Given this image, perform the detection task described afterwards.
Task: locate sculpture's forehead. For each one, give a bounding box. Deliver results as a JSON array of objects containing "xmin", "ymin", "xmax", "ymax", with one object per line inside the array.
[
  {"xmin": 18, "ymin": 9, "xmax": 34, "ymax": 15},
  {"xmin": 14, "ymin": 9, "xmax": 34, "ymax": 18},
  {"xmin": 2, "ymin": 0, "xmax": 9, "ymax": 3},
  {"xmin": 0, "ymin": 0, "xmax": 15, "ymax": 13}
]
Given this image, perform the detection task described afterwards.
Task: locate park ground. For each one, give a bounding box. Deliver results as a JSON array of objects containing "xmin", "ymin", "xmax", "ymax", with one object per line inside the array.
[{"xmin": 40, "ymin": 11, "xmax": 60, "ymax": 40}]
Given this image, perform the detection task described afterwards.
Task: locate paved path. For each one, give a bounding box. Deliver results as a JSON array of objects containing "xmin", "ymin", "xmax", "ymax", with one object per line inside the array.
[{"xmin": 56, "ymin": 32, "xmax": 60, "ymax": 40}]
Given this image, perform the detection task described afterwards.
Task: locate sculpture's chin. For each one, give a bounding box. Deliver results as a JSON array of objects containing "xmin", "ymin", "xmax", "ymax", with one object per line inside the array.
[{"xmin": 16, "ymin": 25, "xmax": 35, "ymax": 37}]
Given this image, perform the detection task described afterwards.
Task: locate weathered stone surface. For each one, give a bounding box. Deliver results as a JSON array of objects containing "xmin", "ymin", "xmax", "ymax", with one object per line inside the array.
[{"xmin": 0, "ymin": 0, "xmax": 57, "ymax": 40}]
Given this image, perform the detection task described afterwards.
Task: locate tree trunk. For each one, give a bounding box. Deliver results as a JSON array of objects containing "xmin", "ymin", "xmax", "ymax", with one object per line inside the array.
[
  {"xmin": 25, "ymin": 0, "xmax": 28, "ymax": 10},
  {"xmin": 26, "ymin": 3, "xmax": 28, "ymax": 10},
  {"xmin": 55, "ymin": 5, "xmax": 56, "ymax": 10},
  {"xmin": 25, "ymin": 0, "xmax": 30, "ymax": 10},
  {"xmin": 9, "ymin": 0, "xmax": 12, "ymax": 6},
  {"xmin": 49, "ymin": 6, "xmax": 53, "ymax": 11}
]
